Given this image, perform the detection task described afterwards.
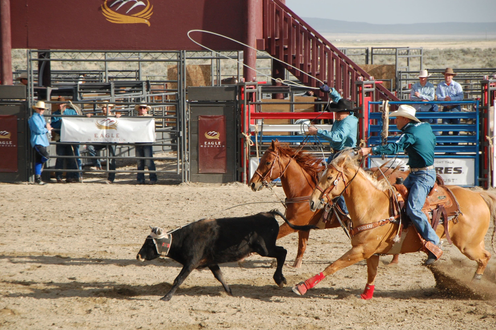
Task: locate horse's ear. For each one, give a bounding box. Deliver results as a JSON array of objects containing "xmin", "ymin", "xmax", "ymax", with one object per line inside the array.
[{"xmin": 271, "ymin": 139, "xmax": 279, "ymax": 150}]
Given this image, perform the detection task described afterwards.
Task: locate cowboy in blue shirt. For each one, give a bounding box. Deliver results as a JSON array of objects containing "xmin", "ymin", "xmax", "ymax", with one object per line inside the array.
[
  {"xmin": 28, "ymin": 101, "xmax": 53, "ymax": 185},
  {"xmin": 436, "ymin": 68, "xmax": 464, "ymax": 135},
  {"xmin": 360, "ymin": 104, "xmax": 441, "ymax": 265},
  {"xmin": 306, "ymin": 85, "xmax": 359, "ymax": 216},
  {"xmin": 410, "ymin": 69, "xmax": 438, "ymax": 126}
]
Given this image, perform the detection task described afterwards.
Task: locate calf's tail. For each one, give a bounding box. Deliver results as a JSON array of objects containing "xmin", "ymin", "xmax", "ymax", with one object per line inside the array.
[{"xmin": 269, "ymin": 209, "xmax": 317, "ymax": 231}]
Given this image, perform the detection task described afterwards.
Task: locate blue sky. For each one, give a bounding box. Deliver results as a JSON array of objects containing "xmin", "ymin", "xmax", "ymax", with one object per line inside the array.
[{"xmin": 285, "ymin": 0, "xmax": 496, "ymax": 24}]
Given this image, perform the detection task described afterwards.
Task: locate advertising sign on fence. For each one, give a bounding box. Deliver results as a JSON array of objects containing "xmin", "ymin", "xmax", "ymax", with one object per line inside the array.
[
  {"xmin": 370, "ymin": 157, "xmax": 475, "ymax": 186},
  {"xmin": 60, "ymin": 117, "xmax": 155, "ymax": 143},
  {"xmin": 0, "ymin": 115, "xmax": 18, "ymax": 172},
  {"xmin": 198, "ymin": 115, "xmax": 227, "ymax": 173}
]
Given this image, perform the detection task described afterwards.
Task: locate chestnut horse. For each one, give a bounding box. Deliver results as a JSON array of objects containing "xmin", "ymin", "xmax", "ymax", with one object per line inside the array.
[
  {"xmin": 249, "ymin": 141, "xmax": 406, "ymax": 268},
  {"xmin": 297, "ymin": 149, "xmax": 496, "ymax": 299}
]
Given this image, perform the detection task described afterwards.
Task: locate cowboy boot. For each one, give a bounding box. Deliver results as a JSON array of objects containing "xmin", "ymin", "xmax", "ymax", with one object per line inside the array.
[{"xmin": 35, "ymin": 175, "xmax": 45, "ymax": 185}]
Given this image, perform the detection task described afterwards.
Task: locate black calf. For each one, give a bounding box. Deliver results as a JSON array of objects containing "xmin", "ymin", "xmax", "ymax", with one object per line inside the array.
[{"xmin": 136, "ymin": 210, "xmax": 315, "ymax": 301}]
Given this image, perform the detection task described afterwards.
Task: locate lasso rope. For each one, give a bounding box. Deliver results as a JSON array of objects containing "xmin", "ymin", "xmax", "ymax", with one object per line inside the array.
[{"xmin": 187, "ymin": 29, "xmax": 325, "ymax": 89}]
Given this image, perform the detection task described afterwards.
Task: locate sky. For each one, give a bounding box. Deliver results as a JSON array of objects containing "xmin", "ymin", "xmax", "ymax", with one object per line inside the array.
[{"xmin": 285, "ymin": 0, "xmax": 496, "ymax": 25}]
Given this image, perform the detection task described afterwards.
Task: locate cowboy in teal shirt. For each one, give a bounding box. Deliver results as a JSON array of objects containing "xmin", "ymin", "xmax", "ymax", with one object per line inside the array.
[
  {"xmin": 307, "ymin": 86, "xmax": 358, "ymax": 216},
  {"xmin": 361, "ymin": 104, "xmax": 440, "ymax": 266}
]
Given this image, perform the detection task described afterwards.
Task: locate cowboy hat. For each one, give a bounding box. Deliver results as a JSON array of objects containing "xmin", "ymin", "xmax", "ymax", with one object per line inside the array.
[
  {"xmin": 442, "ymin": 68, "xmax": 457, "ymax": 76},
  {"xmin": 134, "ymin": 104, "xmax": 151, "ymax": 111},
  {"xmin": 418, "ymin": 69, "xmax": 431, "ymax": 78},
  {"xmin": 100, "ymin": 101, "xmax": 114, "ymax": 108},
  {"xmin": 328, "ymin": 99, "xmax": 360, "ymax": 112},
  {"xmin": 389, "ymin": 104, "xmax": 420, "ymax": 123},
  {"xmin": 32, "ymin": 100, "xmax": 47, "ymax": 110},
  {"xmin": 16, "ymin": 72, "xmax": 28, "ymax": 80}
]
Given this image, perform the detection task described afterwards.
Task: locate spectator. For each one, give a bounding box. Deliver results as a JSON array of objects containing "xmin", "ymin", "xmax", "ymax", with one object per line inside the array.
[
  {"xmin": 27, "ymin": 101, "xmax": 52, "ymax": 185},
  {"xmin": 436, "ymin": 68, "xmax": 463, "ymax": 136},
  {"xmin": 86, "ymin": 102, "xmax": 120, "ymax": 184},
  {"xmin": 51, "ymin": 97, "xmax": 81, "ymax": 183},
  {"xmin": 17, "ymin": 72, "xmax": 28, "ymax": 86},
  {"xmin": 410, "ymin": 69, "xmax": 438, "ymax": 125},
  {"xmin": 306, "ymin": 85, "xmax": 358, "ymax": 217},
  {"xmin": 135, "ymin": 103, "xmax": 157, "ymax": 184}
]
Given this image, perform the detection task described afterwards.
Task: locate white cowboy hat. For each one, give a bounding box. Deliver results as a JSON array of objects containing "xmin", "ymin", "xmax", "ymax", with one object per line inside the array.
[
  {"xmin": 100, "ymin": 101, "xmax": 114, "ymax": 109},
  {"xmin": 134, "ymin": 104, "xmax": 151, "ymax": 111},
  {"xmin": 17, "ymin": 72, "xmax": 28, "ymax": 80},
  {"xmin": 32, "ymin": 100, "xmax": 47, "ymax": 110},
  {"xmin": 418, "ymin": 70, "xmax": 431, "ymax": 78},
  {"xmin": 389, "ymin": 104, "xmax": 420, "ymax": 123}
]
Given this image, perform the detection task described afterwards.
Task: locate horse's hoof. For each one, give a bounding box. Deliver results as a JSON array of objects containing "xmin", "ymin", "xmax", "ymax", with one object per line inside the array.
[
  {"xmin": 473, "ymin": 274, "xmax": 483, "ymax": 281},
  {"xmin": 292, "ymin": 282, "xmax": 307, "ymax": 296}
]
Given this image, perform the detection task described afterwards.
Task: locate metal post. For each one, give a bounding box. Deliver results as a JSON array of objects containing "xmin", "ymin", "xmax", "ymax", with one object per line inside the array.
[{"xmin": 0, "ymin": 0, "xmax": 13, "ymax": 85}]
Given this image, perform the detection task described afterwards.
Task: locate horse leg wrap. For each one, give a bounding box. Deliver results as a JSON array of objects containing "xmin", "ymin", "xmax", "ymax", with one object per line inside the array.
[
  {"xmin": 360, "ymin": 284, "xmax": 375, "ymax": 300},
  {"xmin": 293, "ymin": 272, "xmax": 325, "ymax": 296}
]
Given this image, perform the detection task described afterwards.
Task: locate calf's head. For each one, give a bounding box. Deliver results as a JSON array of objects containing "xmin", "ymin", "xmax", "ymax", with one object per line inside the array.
[{"xmin": 136, "ymin": 227, "xmax": 172, "ymax": 262}]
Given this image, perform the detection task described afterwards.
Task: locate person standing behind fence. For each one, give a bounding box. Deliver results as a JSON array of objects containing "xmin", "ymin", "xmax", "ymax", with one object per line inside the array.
[
  {"xmin": 135, "ymin": 104, "xmax": 157, "ymax": 184},
  {"xmin": 28, "ymin": 101, "xmax": 52, "ymax": 185},
  {"xmin": 51, "ymin": 97, "xmax": 81, "ymax": 183},
  {"xmin": 410, "ymin": 69, "xmax": 438, "ymax": 126},
  {"xmin": 86, "ymin": 101, "xmax": 120, "ymax": 184},
  {"xmin": 436, "ymin": 68, "xmax": 463, "ymax": 136}
]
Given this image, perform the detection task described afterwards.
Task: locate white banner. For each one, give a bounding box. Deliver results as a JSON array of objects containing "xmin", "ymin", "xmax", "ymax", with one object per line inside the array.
[
  {"xmin": 60, "ymin": 117, "xmax": 156, "ymax": 143},
  {"xmin": 370, "ymin": 156, "xmax": 475, "ymax": 186}
]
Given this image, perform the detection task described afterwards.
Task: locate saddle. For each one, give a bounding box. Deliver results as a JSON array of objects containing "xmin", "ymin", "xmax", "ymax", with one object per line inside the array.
[{"xmin": 392, "ymin": 175, "xmax": 462, "ymax": 246}]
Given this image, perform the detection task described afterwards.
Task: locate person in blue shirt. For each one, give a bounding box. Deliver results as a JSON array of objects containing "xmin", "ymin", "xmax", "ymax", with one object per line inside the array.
[
  {"xmin": 51, "ymin": 97, "xmax": 81, "ymax": 183},
  {"xmin": 436, "ymin": 68, "xmax": 464, "ymax": 136},
  {"xmin": 410, "ymin": 69, "xmax": 438, "ymax": 126},
  {"xmin": 306, "ymin": 85, "xmax": 359, "ymax": 216},
  {"xmin": 360, "ymin": 104, "xmax": 442, "ymax": 265},
  {"xmin": 28, "ymin": 101, "xmax": 53, "ymax": 185}
]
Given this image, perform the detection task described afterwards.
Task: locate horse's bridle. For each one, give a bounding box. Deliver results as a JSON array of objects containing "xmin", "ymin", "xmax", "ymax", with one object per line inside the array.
[
  {"xmin": 254, "ymin": 150, "xmax": 292, "ymax": 187},
  {"xmin": 314, "ymin": 163, "xmax": 348, "ymax": 206}
]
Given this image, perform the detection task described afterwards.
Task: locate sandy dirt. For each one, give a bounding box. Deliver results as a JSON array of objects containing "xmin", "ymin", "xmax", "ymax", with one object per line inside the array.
[{"xmin": 1, "ymin": 167, "xmax": 496, "ymax": 329}]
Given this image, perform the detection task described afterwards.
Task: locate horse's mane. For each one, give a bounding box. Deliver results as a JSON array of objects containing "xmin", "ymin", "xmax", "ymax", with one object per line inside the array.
[
  {"xmin": 331, "ymin": 149, "xmax": 389, "ymax": 191},
  {"xmin": 273, "ymin": 145, "xmax": 325, "ymax": 183}
]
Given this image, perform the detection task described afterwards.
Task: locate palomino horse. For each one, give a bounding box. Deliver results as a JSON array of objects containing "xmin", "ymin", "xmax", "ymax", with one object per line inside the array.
[
  {"xmin": 296, "ymin": 149, "xmax": 495, "ymax": 299},
  {"xmin": 249, "ymin": 141, "xmax": 407, "ymax": 268}
]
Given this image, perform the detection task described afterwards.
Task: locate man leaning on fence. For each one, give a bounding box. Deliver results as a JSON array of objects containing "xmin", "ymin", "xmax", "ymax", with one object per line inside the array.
[
  {"xmin": 436, "ymin": 68, "xmax": 463, "ymax": 137},
  {"xmin": 410, "ymin": 69, "xmax": 438, "ymax": 126}
]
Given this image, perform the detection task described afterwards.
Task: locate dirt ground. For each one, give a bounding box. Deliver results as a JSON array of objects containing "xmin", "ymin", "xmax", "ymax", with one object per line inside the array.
[{"xmin": 1, "ymin": 169, "xmax": 496, "ymax": 330}]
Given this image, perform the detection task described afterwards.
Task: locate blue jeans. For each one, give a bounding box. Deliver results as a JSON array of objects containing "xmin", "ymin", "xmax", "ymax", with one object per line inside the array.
[
  {"xmin": 87, "ymin": 144, "xmax": 116, "ymax": 181},
  {"xmin": 136, "ymin": 144, "xmax": 157, "ymax": 182},
  {"xmin": 403, "ymin": 169, "xmax": 439, "ymax": 245},
  {"xmin": 442, "ymin": 105, "xmax": 460, "ymax": 136},
  {"xmin": 55, "ymin": 143, "xmax": 80, "ymax": 180}
]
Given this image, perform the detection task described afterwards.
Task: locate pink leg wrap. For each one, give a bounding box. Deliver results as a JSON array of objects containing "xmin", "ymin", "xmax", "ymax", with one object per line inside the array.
[
  {"xmin": 292, "ymin": 272, "xmax": 325, "ymax": 296},
  {"xmin": 304, "ymin": 272, "xmax": 325, "ymax": 289},
  {"xmin": 360, "ymin": 284, "xmax": 375, "ymax": 300}
]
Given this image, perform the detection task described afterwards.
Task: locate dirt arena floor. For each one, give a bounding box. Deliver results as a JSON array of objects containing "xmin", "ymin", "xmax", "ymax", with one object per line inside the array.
[{"xmin": 1, "ymin": 172, "xmax": 496, "ymax": 329}]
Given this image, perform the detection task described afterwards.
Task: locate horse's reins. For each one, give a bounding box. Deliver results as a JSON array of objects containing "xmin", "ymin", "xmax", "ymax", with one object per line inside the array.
[{"xmin": 315, "ymin": 155, "xmax": 365, "ymax": 239}]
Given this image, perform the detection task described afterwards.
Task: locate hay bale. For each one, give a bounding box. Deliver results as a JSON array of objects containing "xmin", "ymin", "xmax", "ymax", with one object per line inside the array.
[{"xmin": 360, "ymin": 64, "xmax": 396, "ymax": 90}]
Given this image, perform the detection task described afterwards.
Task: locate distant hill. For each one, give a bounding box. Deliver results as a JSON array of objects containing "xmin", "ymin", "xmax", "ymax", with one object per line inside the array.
[{"xmin": 303, "ymin": 17, "xmax": 496, "ymax": 35}]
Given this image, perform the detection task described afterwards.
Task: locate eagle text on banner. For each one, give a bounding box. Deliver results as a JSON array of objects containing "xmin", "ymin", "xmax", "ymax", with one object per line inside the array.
[
  {"xmin": 198, "ymin": 115, "xmax": 227, "ymax": 173},
  {"xmin": 0, "ymin": 115, "xmax": 18, "ymax": 172},
  {"xmin": 61, "ymin": 117, "xmax": 155, "ymax": 143}
]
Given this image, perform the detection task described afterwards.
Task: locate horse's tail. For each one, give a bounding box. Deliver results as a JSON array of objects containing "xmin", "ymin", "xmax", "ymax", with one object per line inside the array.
[
  {"xmin": 478, "ymin": 190, "xmax": 496, "ymax": 253},
  {"xmin": 270, "ymin": 209, "xmax": 317, "ymax": 231}
]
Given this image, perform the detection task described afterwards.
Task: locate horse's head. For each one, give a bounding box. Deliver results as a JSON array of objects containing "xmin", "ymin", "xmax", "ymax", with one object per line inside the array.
[
  {"xmin": 309, "ymin": 149, "xmax": 359, "ymax": 211},
  {"xmin": 249, "ymin": 140, "xmax": 285, "ymax": 191}
]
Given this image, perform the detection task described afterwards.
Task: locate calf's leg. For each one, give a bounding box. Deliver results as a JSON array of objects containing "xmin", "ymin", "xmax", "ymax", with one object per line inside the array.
[
  {"xmin": 208, "ymin": 264, "xmax": 232, "ymax": 295},
  {"xmin": 161, "ymin": 265, "xmax": 195, "ymax": 301}
]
